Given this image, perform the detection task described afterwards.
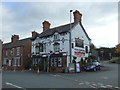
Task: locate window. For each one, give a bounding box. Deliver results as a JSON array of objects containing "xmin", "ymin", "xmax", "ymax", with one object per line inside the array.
[
  {"xmin": 58, "ymin": 57, "xmax": 62, "ymax": 67},
  {"xmin": 75, "ymin": 38, "xmax": 84, "ymax": 48},
  {"xmin": 50, "ymin": 57, "xmax": 63, "ymax": 67},
  {"xmin": 16, "ymin": 47, "xmax": 20, "ymax": 56},
  {"xmin": 54, "ymin": 34, "xmax": 59, "ymax": 40},
  {"xmin": 35, "ymin": 44, "xmax": 39, "ymax": 54},
  {"xmin": 53, "ymin": 43, "xmax": 60, "ymax": 52},
  {"xmin": 72, "ymin": 43, "xmax": 74, "ymax": 48},
  {"xmin": 51, "ymin": 58, "xmax": 54, "ymax": 66},
  {"xmin": 10, "ymin": 48, "xmax": 14, "ymax": 56},
  {"xmin": 5, "ymin": 50, "xmax": 8, "ymax": 56},
  {"xmin": 17, "ymin": 59, "xmax": 20, "ymax": 66},
  {"xmin": 13, "ymin": 59, "xmax": 17, "ymax": 66},
  {"xmin": 39, "ymin": 44, "xmax": 43, "ymax": 52},
  {"xmin": 43, "ymin": 43, "xmax": 46, "ymax": 52},
  {"xmin": 85, "ymin": 46, "xmax": 88, "ymax": 53},
  {"xmin": 3, "ymin": 58, "xmax": 6, "ymax": 65},
  {"xmin": 54, "ymin": 58, "xmax": 57, "ymax": 67}
]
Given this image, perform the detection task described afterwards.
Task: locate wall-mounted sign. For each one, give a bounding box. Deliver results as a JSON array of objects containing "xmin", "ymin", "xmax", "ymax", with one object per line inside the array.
[
  {"xmin": 42, "ymin": 55, "xmax": 47, "ymax": 57},
  {"xmin": 74, "ymin": 49, "xmax": 85, "ymax": 57}
]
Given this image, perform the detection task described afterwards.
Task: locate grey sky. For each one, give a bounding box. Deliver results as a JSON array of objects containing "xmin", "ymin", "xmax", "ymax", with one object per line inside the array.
[{"xmin": 0, "ymin": 2, "xmax": 118, "ymax": 48}]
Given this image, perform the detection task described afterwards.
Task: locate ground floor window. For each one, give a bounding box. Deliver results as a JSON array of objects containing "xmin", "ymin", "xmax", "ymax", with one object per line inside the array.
[
  {"xmin": 58, "ymin": 57, "xmax": 62, "ymax": 67},
  {"xmin": 32, "ymin": 59, "xmax": 38, "ymax": 66},
  {"xmin": 3, "ymin": 58, "xmax": 7, "ymax": 65},
  {"xmin": 50, "ymin": 57, "xmax": 63, "ymax": 67},
  {"xmin": 13, "ymin": 58, "xmax": 20, "ymax": 66}
]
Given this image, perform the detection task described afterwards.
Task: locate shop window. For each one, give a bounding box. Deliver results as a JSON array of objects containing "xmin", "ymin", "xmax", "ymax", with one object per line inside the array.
[
  {"xmin": 58, "ymin": 57, "xmax": 62, "ymax": 67},
  {"xmin": 51, "ymin": 58, "xmax": 54, "ymax": 66},
  {"xmin": 54, "ymin": 58, "xmax": 57, "ymax": 67}
]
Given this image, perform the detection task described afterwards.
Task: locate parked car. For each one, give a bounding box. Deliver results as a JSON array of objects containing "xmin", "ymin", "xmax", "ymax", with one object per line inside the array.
[{"xmin": 84, "ymin": 61, "xmax": 101, "ymax": 71}]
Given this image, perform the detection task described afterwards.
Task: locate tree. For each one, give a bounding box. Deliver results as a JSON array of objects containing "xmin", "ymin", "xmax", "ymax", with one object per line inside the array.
[
  {"xmin": 115, "ymin": 44, "xmax": 120, "ymax": 57},
  {"xmin": 72, "ymin": 56, "xmax": 77, "ymax": 63}
]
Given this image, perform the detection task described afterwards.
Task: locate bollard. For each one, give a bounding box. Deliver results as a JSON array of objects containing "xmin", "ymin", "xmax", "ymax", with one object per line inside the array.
[{"xmin": 36, "ymin": 68, "xmax": 40, "ymax": 74}]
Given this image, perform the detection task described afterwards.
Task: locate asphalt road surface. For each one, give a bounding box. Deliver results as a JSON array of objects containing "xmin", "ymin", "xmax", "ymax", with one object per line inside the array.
[{"xmin": 2, "ymin": 61, "xmax": 120, "ymax": 90}]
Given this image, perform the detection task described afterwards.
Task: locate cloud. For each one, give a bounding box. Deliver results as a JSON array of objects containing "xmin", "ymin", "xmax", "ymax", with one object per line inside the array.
[{"xmin": 1, "ymin": 2, "xmax": 118, "ymax": 48}]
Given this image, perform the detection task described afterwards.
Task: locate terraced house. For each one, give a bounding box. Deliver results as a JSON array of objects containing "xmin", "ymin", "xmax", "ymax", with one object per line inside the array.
[
  {"xmin": 2, "ymin": 35, "xmax": 32, "ymax": 70},
  {"xmin": 31, "ymin": 10, "xmax": 91, "ymax": 72}
]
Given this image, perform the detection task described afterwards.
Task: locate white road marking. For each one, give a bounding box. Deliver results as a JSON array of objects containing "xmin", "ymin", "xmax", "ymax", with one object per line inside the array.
[
  {"xmin": 85, "ymin": 82, "xmax": 90, "ymax": 85},
  {"xmin": 100, "ymin": 85, "xmax": 107, "ymax": 88},
  {"xmin": 79, "ymin": 83, "xmax": 84, "ymax": 85},
  {"xmin": 75, "ymin": 79, "xmax": 78, "ymax": 81},
  {"xmin": 97, "ymin": 83, "xmax": 103, "ymax": 86},
  {"xmin": 6, "ymin": 82, "xmax": 26, "ymax": 90},
  {"xmin": 115, "ymin": 86, "xmax": 120, "ymax": 89},
  {"xmin": 88, "ymin": 85, "xmax": 96, "ymax": 88},
  {"xmin": 92, "ymin": 84, "xmax": 97, "ymax": 87},
  {"xmin": 102, "ymin": 77, "xmax": 108, "ymax": 79},
  {"xmin": 106, "ymin": 85, "xmax": 113, "ymax": 88}
]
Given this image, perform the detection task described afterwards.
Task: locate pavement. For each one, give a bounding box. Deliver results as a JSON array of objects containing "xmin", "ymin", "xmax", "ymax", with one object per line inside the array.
[{"xmin": 1, "ymin": 61, "xmax": 120, "ymax": 90}]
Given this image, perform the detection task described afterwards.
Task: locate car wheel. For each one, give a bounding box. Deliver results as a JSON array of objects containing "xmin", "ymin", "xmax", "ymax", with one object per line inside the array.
[{"xmin": 93, "ymin": 68, "xmax": 96, "ymax": 71}]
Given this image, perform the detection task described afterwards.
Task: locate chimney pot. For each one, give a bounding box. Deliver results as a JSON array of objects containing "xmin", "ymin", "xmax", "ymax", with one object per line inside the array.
[
  {"xmin": 11, "ymin": 35, "xmax": 19, "ymax": 42},
  {"xmin": 32, "ymin": 31, "xmax": 37, "ymax": 39},
  {"xmin": 42, "ymin": 20, "xmax": 51, "ymax": 31},
  {"xmin": 73, "ymin": 10, "xmax": 82, "ymax": 24}
]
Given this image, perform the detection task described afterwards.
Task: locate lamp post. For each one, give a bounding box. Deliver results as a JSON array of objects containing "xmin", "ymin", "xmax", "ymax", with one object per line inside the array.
[{"xmin": 69, "ymin": 10, "xmax": 73, "ymax": 63}]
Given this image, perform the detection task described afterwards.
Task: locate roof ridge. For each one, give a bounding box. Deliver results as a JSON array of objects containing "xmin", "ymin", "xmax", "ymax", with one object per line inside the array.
[{"xmin": 3, "ymin": 37, "xmax": 31, "ymax": 45}]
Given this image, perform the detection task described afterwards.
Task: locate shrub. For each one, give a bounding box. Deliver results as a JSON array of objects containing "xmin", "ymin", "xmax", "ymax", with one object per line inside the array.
[
  {"xmin": 50, "ymin": 66, "xmax": 56, "ymax": 71},
  {"xmin": 110, "ymin": 57, "xmax": 120, "ymax": 63}
]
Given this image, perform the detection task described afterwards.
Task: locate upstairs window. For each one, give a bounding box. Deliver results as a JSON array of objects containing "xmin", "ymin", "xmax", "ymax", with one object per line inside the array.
[
  {"xmin": 43, "ymin": 43, "xmax": 46, "ymax": 52},
  {"xmin": 53, "ymin": 43, "xmax": 60, "ymax": 52},
  {"xmin": 75, "ymin": 38, "xmax": 84, "ymax": 48},
  {"xmin": 5, "ymin": 50, "xmax": 8, "ymax": 56},
  {"xmin": 10, "ymin": 48, "xmax": 14, "ymax": 56},
  {"xmin": 39, "ymin": 43, "xmax": 43, "ymax": 52},
  {"xmin": 54, "ymin": 34, "xmax": 59, "ymax": 41},
  {"xmin": 16, "ymin": 47, "xmax": 20, "ymax": 56}
]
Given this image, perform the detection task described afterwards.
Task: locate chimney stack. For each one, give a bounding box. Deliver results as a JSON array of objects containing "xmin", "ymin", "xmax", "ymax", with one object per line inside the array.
[
  {"xmin": 32, "ymin": 31, "xmax": 37, "ymax": 39},
  {"xmin": 73, "ymin": 10, "xmax": 82, "ymax": 24},
  {"xmin": 11, "ymin": 35, "xmax": 19, "ymax": 42},
  {"xmin": 42, "ymin": 20, "xmax": 51, "ymax": 31}
]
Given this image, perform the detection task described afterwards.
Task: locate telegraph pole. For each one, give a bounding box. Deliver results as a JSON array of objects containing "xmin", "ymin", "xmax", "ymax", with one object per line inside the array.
[{"xmin": 69, "ymin": 10, "xmax": 73, "ymax": 63}]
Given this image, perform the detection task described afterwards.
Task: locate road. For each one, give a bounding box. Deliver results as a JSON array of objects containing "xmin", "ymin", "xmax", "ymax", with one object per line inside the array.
[{"xmin": 2, "ymin": 61, "xmax": 120, "ymax": 89}]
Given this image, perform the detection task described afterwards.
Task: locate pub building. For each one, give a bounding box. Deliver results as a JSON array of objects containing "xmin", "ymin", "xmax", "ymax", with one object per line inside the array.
[{"xmin": 31, "ymin": 10, "xmax": 91, "ymax": 72}]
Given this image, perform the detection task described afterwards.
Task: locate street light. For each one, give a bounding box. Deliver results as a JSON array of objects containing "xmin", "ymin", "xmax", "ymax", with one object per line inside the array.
[{"xmin": 69, "ymin": 10, "xmax": 73, "ymax": 63}]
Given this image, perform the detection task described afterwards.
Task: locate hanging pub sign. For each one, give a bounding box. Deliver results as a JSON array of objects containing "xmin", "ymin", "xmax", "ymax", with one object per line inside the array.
[{"xmin": 74, "ymin": 49, "xmax": 85, "ymax": 57}]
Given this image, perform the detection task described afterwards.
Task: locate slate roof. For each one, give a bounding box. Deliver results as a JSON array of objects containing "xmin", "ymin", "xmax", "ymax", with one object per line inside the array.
[
  {"xmin": 3, "ymin": 38, "xmax": 31, "ymax": 49},
  {"xmin": 38, "ymin": 22, "xmax": 91, "ymax": 40}
]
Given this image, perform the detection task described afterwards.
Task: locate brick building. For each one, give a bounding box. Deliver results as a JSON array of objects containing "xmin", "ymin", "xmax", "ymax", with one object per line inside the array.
[{"xmin": 2, "ymin": 35, "xmax": 32, "ymax": 70}]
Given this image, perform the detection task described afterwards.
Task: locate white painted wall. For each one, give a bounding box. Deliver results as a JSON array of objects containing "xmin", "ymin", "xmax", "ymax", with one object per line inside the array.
[
  {"xmin": 71, "ymin": 23, "xmax": 90, "ymax": 59},
  {"xmin": 32, "ymin": 23, "xmax": 91, "ymax": 66}
]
